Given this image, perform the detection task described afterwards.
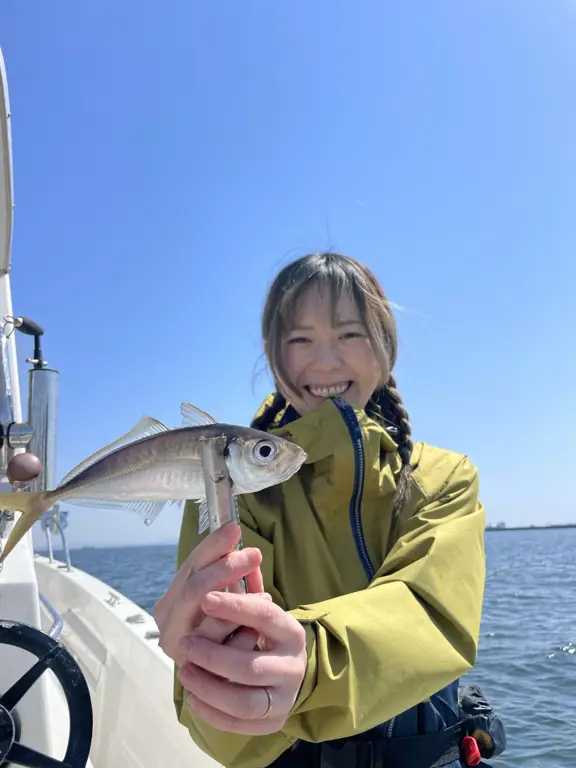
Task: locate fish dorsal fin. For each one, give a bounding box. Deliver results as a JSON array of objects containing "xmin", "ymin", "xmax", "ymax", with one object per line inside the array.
[
  {"xmin": 181, "ymin": 401, "xmax": 217, "ymax": 428},
  {"xmin": 59, "ymin": 416, "xmax": 170, "ymax": 487}
]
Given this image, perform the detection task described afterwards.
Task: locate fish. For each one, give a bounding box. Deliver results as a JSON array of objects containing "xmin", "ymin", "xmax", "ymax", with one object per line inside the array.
[{"xmin": 0, "ymin": 401, "xmax": 307, "ymax": 563}]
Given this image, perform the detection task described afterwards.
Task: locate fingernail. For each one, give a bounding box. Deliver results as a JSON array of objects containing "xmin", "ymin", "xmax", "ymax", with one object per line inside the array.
[
  {"xmin": 221, "ymin": 521, "xmax": 239, "ymax": 534},
  {"xmin": 203, "ymin": 592, "xmax": 222, "ymax": 610},
  {"xmin": 178, "ymin": 663, "xmax": 195, "ymax": 685}
]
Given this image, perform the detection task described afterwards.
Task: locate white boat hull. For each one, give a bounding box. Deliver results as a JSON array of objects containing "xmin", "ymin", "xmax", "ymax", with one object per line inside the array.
[{"xmin": 35, "ymin": 556, "xmax": 219, "ymax": 768}]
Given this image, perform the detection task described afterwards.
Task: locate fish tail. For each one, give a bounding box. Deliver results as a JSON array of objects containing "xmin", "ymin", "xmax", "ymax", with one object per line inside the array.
[{"xmin": 0, "ymin": 492, "xmax": 51, "ymax": 562}]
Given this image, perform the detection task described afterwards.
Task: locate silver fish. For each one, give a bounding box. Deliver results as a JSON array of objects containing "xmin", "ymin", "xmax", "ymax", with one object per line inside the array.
[{"xmin": 0, "ymin": 401, "xmax": 307, "ymax": 562}]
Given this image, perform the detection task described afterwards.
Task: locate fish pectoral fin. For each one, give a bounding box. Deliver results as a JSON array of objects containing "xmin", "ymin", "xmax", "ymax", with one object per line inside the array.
[
  {"xmin": 197, "ymin": 497, "xmax": 210, "ymax": 534},
  {"xmin": 181, "ymin": 402, "xmax": 217, "ymax": 428},
  {"xmin": 59, "ymin": 416, "xmax": 170, "ymax": 486},
  {"xmin": 69, "ymin": 497, "xmax": 175, "ymax": 526}
]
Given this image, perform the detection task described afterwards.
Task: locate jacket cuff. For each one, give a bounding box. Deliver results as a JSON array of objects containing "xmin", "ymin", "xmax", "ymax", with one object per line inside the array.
[{"xmin": 290, "ymin": 620, "xmax": 318, "ymax": 714}]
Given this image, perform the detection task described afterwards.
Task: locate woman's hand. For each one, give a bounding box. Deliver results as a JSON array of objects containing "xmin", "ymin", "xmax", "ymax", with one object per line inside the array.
[
  {"xmin": 153, "ymin": 523, "xmax": 264, "ymax": 666},
  {"xmin": 178, "ymin": 591, "xmax": 308, "ymax": 735}
]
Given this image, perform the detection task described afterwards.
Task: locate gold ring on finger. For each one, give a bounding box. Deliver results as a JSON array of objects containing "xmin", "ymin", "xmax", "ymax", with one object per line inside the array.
[{"xmin": 262, "ymin": 686, "xmax": 273, "ymax": 718}]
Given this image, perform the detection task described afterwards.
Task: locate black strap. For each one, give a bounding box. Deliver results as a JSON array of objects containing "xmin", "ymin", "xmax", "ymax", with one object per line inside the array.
[
  {"xmin": 272, "ymin": 722, "xmax": 465, "ymax": 768},
  {"xmin": 431, "ymin": 743, "xmax": 461, "ymax": 767},
  {"xmin": 379, "ymin": 722, "xmax": 462, "ymax": 768}
]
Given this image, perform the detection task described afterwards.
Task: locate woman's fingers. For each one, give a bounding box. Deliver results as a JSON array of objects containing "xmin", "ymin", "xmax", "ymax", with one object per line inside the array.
[
  {"xmin": 183, "ymin": 635, "xmax": 292, "ymax": 687},
  {"xmin": 190, "ymin": 593, "xmax": 271, "ymax": 647},
  {"xmin": 159, "ymin": 550, "xmax": 261, "ymax": 665},
  {"xmin": 154, "ymin": 529, "xmax": 264, "ymax": 664},
  {"xmin": 201, "ymin": 591, "xmax": 305, "ymax": 648},
  {"xmin": 198, "ymin": 622, "xmax": 263, "ymax": 652},
  {"xmin": 185, "ymin": 692, "xmax": 285, "ymax": 736},
  {"xmin": 189, "ymin": 616, "xmax": 240, "ymax": 644},
  {"xmin": 183, "ymin": 636, "xmax": 274, "ymax": 685},
  {"xmin": 226, "ymin": 626, "xmax": 261, "ymax": 652},
  {"xmin": 179, "ymin": 592, "xmax": 309, "ymax": 736},
  {"xmin": 245, "ymin": 560, "xmax": 265, "ymax": 594},
  {"xmin": 173, "ymin": 523, "xmax": 242, "ymax": 587},
  {"xmin": 179, "ymin": 663, "xmax": 273, "ymax": 720},
  {"xmin": 154, "ymin": 523, "xmax": 244, "ymax": 623},
  {"xmin": 184, "ymin": 548, "xmax": 263, "ymax": 605}
]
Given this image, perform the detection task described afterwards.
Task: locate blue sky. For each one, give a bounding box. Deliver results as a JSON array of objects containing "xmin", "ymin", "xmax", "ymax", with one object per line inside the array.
[{"xmin": 0, "ymin": 0, "xmax": 574, "ymax": 546}]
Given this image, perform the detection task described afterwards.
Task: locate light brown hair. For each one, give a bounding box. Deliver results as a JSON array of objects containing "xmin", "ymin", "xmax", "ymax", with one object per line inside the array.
[{"xmin": 252, "ymin": 252, "xmax": 413, "ymax": 548}]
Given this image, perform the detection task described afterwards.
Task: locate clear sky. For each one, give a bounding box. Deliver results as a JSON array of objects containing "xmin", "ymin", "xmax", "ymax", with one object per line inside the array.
[{"xmin": 1, "ymin": 1, "xmax": 574, "ymax": 547}]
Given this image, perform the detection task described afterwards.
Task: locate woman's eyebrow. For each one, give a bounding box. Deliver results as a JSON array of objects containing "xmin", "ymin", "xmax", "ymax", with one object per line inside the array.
[
  {"xmin": 334, "ymin": 319, "xmax": 363, "ymax": 327},
  {"xmin": 287, "ymin": 319, "xmax": 363, "ymax": 331}
]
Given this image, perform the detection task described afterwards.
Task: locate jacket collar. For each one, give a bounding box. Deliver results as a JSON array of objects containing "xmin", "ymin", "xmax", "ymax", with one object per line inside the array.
[{"xmin": 253, "ymin": 395, "xmax": 402, "ymax": 495}]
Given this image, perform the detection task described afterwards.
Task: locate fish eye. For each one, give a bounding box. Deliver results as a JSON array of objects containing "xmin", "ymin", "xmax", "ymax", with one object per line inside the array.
[{"xmin": 252, "ymin": 440, "xmax": 277, "ymax": 464}]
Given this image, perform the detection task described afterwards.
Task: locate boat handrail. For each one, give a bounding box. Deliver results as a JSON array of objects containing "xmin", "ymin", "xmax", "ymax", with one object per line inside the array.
[
  {"xmin": 38, "ymin": 592, "xmax": 63, "ymax": 639},
  {"xmin": 41, "ymin": 505, "xmax": 72, "ymax": 571}
]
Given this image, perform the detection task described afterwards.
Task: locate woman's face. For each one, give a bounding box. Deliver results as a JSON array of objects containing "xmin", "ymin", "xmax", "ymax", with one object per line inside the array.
[{"xmin": 279, "ymin": 286, "xmax": 383, "ymax": 415}]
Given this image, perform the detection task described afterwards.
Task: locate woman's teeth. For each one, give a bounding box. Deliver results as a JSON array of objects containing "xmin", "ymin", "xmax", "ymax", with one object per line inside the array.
[{"xmin": 307, "ymin": 382, "xmax": 351, "ymax": 398}]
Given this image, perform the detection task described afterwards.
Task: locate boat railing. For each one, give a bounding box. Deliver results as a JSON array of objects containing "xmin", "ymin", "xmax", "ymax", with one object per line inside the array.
[
  {"xmin": 38, "ymin": 592, "xmax": 63, "ymax": 639},
  {"xmin": 40, "ymin": 505, "xmax": 72, "ymax": 571}
]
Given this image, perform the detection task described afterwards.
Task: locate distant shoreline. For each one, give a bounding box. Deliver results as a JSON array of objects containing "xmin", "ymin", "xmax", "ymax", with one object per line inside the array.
[
  {"xmin": 486, "ymin": 524, "xmax": 576, "ymax": 532},
  {"xmin": 33, "ymin": 524, "xmax": 576, "ymax": 552}
]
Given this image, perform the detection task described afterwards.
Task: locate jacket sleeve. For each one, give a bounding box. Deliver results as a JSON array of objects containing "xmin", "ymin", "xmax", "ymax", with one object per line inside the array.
[
  {"xmin": 284, "ymin": 455, "xmax": 486, "ymax": 742},
  {"xmin": 174, "ymin": 456, "xmax": 486, "ymax": 768}
]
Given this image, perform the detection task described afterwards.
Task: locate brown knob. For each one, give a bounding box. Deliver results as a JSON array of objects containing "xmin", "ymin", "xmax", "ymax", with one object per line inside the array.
[{"xmin": 7, "ymin": 452, "xmax": 43, "ymax": 489}]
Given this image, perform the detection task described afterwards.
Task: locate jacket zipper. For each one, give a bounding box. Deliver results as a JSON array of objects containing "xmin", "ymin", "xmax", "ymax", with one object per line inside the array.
[
  {"xmin": 331, "ymin": 398, "xmax": 396, "ymax": 739},
  {"xmin": 330, "ymin": 397, "xmax": 375, "ymax": 581}
]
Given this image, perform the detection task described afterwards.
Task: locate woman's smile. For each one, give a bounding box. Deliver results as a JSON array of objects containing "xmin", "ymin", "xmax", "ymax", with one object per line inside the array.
[
  {"xmin": 280, "ymin": 286, "xmax": 382, "ymax": 414},
  {"xmin": 304, "ymin": 381, "xmax": 352, "ymax": 398}
]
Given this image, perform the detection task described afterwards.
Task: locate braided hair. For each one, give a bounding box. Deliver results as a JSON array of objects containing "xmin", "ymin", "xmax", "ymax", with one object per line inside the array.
[
  {"xmin": 251, "ymin": 391, "xmax": 287, "ymax": 432},
  {"xmin": 368, "ymin": 374, "xmax": 413, "ymax": 552}
]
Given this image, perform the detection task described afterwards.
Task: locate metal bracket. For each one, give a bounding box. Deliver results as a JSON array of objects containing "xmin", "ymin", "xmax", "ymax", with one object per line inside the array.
[
  {"xmin": 126, "ymin": 613, "xmax": 146, "ymax": 625},
  {"xmin": 105, "ymin": 592, "xmax": 121, "ymax": 607},
  {"xmin": 199, "ymin": 436, "xmax": 247, "ymax": 594}
]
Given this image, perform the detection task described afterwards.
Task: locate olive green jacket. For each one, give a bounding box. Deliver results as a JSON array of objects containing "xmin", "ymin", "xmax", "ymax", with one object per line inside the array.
[{"xmin": 173, "ymin": 397, "xmax": 486, "ymax": 768}]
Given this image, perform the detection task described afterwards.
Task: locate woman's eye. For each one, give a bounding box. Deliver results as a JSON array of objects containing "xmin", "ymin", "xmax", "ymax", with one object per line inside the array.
[
  {"xmin": 287, "ymin": 336, "xmax": 310, "ymax": 344},
  {"xmin": 341, "ymin": 332, "xmax": 364, "ymax": 339}
]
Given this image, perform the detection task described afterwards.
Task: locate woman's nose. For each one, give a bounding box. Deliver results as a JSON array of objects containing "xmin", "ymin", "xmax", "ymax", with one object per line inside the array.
[{"xmin": 313, "ymin": 341, "xmax": 341, "ymax": 370}]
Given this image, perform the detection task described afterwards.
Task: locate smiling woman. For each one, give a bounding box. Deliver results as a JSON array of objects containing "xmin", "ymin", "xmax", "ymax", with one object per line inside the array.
[
  {"xmin": 154, "ymin": 253, "xmax": 506, "ymax": 768},
  {"xmin": 263, "ymin": 254, "xmax": 395, "ymax": 408},
  {"xmin": 280, "ymin": 288, "xmax": 383, "ymax": 414},
  {"xmin": 257, "ymin": 253, "xmax": 414, "ymax": 542}
]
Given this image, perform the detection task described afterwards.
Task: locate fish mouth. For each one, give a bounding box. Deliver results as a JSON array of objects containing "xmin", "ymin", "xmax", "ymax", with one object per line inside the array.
[
  {"xmin": 279, "ymin": 446, "xmax": 308, "ymax": 481},
  {"xmin": 305, "ymin": 382, "xmax": 352, "ymax": 398}
]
